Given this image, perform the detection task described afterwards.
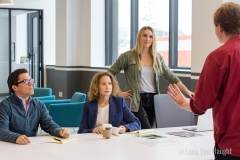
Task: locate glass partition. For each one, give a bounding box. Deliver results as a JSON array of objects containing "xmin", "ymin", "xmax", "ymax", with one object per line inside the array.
[
  {"xmin": 0, "ymin": 8, "xmax": 43, "ymax": 95},
  {"xmin": 0, "ymin": 9, "xmax": 10, "ymax": 95}
]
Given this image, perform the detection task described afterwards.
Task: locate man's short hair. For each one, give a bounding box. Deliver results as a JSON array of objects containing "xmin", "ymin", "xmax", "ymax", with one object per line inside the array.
[
  {"xmin": 7, "ymin": 68, "xmax": 28, "ymax": 93},
  {"xmin": 214, "ymin": 2, "xmax": 240, "ymax": 35}
]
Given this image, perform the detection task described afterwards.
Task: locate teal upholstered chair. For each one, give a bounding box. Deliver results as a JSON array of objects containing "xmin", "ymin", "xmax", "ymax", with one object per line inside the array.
[
  {"xmin": 35, "ymin": 95, "xmax": 56, "ymax": 101},
  {"xmin": 5, "ymin": 87, "xmax": 55, "ymax": 101},
  {"xmin": 32, "ymin": 88, "xmax": 52, "ymax": 97},
  {"xmin": 48, "ymin": 102, "xmax": 85, "ymax": 131},
  {"xmin": 32, "ymin": 88, "xmax": 56, "ymax": 101},
  {"xmin": 42, "ymin": 92, "xmax": 86, "ymax": 109},
  {"xmin": 5, "ymin": 95, "xmax": 55, "ymax": 100}
]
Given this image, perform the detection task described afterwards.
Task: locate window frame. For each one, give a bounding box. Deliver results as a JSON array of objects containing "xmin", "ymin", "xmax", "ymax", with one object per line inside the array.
[{"xmin": 105, "ymin": 0, "xmax": 191, "ymax": 70}]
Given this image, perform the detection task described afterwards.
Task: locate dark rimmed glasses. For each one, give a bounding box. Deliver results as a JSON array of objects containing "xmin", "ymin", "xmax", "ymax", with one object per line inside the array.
[{"xmin": 15, "ymin": 79, "xmax": 35, "ymax": 85}]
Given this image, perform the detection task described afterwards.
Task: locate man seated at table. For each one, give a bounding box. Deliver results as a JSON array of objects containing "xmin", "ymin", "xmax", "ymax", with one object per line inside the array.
[
  {"xmin": 0, "ymin": 68, "xmax": 70, "ymax": 145},
  {"xmin": 78, "ymin": 71, "xmax": 141, "ymax": 134}
]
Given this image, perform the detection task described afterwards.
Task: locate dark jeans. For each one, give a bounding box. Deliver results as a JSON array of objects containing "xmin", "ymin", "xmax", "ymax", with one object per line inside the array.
[
  {"xmin": 215, "ymin": 145, "xmax": 240, "ymax": 160},
  {"xmin": 133, "ymin": 93, "xmax": 156, "ymax": 129}
]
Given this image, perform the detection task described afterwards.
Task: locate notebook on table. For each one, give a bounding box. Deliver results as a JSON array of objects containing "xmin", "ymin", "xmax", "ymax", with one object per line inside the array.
[
  {"xmin": 183, "ymin": 108, "xmax": 213, "ymax": 132},
  {"xmin": 29, "ymin": 136, "xmax": 77, "ymax": 144},
  {"xmin": 128, "ymin": 129, "xmax": 155, "ymax": 137}
]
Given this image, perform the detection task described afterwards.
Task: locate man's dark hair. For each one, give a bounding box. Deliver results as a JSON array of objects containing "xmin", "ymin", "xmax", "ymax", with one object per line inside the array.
[{"xmin": 7, "ymin": 68, "xmax": 28, "ymax": 93}]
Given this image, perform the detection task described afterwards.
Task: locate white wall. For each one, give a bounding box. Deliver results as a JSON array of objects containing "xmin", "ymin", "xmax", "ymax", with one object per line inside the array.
[
  {"xmin": 55, "ymin": 0, "xmax": 105, "ymax": 67},
  {"xmin": 55, "ymin": 0, "xmax": 67, "ymax": 66},
  {"xmin": 191, "ymin": 0, "xmax": 222, "ymax": 74},
  {"xmin": 79, "ymin": 0, "xmax": 91, "ymax": 66},
  {"xmin": 56, "ymin": 0, "xmax": 91, "ymax": 67},
  {"xmin": 191, "ymin": 0, "xmax": 240, "ymax": 75},
  {"xmin": 223, "ymin": 0, "xmax": 240, "ymax": 3},
  {"xmin": 66, "ymin": 0, "xmax": 82, "ymax": 66},
  {"xmin": 90, "ymin": 0, "xmax": 105, "ymax": 67}
]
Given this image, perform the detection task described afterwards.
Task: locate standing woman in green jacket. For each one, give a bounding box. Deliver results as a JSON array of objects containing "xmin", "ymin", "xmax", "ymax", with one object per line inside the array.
[{"xmin": 108, "ymin": 26, "xmax": 194, "ymax": 129}]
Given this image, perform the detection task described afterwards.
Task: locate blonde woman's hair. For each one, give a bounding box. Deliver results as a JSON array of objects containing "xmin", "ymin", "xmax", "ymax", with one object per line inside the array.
[
  {"xmin": 133, "ymin": 26, "xmax": 162, "ymax": 73},
  {"xmin": 87, "ymin": 71, "xmax": 119, "ymax": 100}
]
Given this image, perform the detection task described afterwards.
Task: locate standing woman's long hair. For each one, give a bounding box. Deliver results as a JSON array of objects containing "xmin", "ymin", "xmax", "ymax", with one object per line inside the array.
[{"xmin": 133, "ymin": 26, "xmax": 162, "ymax": 74}]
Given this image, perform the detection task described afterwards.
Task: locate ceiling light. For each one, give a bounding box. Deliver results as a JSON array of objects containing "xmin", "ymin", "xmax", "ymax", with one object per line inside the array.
[{"xmin": 0, "ymin": 0, "xmax": 14, "ymax": 5}]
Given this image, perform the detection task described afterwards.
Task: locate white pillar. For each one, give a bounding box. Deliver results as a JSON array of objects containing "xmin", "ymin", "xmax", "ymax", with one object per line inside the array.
[
  {"xmin": 55, "ymin": 0, "xmax": 105, "ymax": 67},
  {"xmin": 191, "ymin": 0, "xmax": 222, "ymax": 74}
]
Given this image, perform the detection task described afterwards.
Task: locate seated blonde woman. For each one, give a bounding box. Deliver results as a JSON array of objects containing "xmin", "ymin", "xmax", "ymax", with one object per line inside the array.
[{"xmin": 78, "ymin": 72, "xmax": 141, "ymax": 134}]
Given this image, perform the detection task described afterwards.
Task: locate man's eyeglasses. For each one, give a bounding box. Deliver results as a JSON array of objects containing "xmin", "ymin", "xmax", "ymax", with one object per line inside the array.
[{"xmin": 15, "ymin": 79, "xmax": 35, "ymax": 85}]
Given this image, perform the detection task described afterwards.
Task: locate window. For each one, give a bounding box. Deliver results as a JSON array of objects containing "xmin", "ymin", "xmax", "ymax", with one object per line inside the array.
[
  {"xmin": 178, "ymin": 0, "xmax": 192, "ymax": 68},
  {"xmin": 118, "ymin": 0, "xmax": 130, "ymax": 56},
  {"xmin": 105, "ymin": 0, "xmax": 191, "ymax": 69},
  {"xmin": 139, "ymin": 0, "xmax": 169, "ymax": 65}
]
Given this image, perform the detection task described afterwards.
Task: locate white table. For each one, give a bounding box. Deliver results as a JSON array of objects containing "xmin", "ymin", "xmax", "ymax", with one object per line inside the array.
[{"xmin": 0, "ymin": 126, "xmax": 215, "ymax": 160}]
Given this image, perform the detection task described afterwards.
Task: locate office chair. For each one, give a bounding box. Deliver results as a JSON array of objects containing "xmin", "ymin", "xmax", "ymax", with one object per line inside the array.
[
  {"xmin": 32, "ymin": 88, "xmax": 53, "ymax": 97},
  {"xmin": 154, "ymin": 94, "xmax": 195, "ymax": 128},
  {"xmin": 124, "ymin": 97, "xmax": 132, "ymax": 109},
  {"xmin": 42, "ymin": 92, "xmax": 86, "ymax": 109},
  {"xmin": 48, "ymin": 102, "xmax": 85, "ymax": 132}
]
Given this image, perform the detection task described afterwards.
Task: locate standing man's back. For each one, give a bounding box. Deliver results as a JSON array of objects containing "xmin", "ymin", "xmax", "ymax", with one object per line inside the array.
[
  {"xmin": 194, "ymin": 34, "xmax": 240, "ymax": 156},
  {"xmin": 167, "ymin": 2, "xmax": 240, "ymax": 159}
]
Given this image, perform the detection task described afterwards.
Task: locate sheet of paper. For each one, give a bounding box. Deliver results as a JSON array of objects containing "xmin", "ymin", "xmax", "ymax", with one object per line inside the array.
[
  {"xmin": 28, "ymin": 137, "xmax": 51, "ymax": 144},
  {"xmin": 135, "ymin": 138, "xmax": 182, "ymax": 147},
  {"xmin": 167, "ymin": 131, "xmax": 203, "ymax": 138},
  {"xmin": 141, "ymin": 134, "xmax": 166, "ymax": 139}
]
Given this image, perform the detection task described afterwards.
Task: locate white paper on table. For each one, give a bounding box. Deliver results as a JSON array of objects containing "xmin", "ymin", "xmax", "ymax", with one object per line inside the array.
[
  {"xmin": 28, "ymin": 137, "xmax": 51, "ymax": 144},
  {"xmin": 111, "ymin": 127, "xmax": 121, "ymax": 136},
  {"xmin": 135, "ymin": 138, "xmax": 182, "ymax": 147}
]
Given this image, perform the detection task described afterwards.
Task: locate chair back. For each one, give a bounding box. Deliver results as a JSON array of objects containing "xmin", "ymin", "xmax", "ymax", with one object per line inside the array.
[
  {"xmin": 32, "ymin": 88, "xmax": 52, "ymax": 97},
  {"xmin": 70, "ymin": 92, "xmax": 87, "ymax": 103},
  {"xmin": 48, "ymin": 102, "xmax": 85, "ymax": 127},
  {"xmin": 124, "ymin": 97, "xmax": 132, "ymax": 109},
  {"xmin": 154, "ymin": 94, "xmax": 195, "ymax": 128},
  {"xmin": 35, "ymin": 95, "xmax": 56, "ymax": 101}
]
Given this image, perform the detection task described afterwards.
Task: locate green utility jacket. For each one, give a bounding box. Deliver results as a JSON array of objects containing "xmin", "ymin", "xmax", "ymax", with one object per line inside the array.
[{"xmin": 108, "ymin": 50, "xmax": 180, "ymax": 112}]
